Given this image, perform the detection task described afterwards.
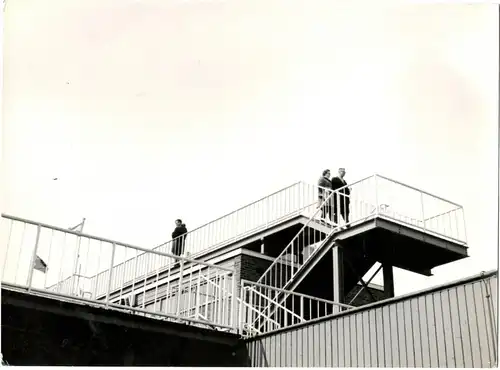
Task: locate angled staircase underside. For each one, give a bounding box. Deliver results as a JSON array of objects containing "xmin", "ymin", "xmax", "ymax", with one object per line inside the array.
[{"xmin": 241, "ymin": 175, "xmax": 469, "ymax": 336}]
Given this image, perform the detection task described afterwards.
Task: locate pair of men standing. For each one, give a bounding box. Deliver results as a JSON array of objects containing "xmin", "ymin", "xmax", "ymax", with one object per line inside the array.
[{"xmin": 318, "ymin": 168, "xmax": 350, "ymax": 226}]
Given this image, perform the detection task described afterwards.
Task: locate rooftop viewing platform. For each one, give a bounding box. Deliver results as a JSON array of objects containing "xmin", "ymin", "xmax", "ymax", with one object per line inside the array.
[{"xmin": 0, "ymin": 174, "xmax": 469, "ymax": 336}]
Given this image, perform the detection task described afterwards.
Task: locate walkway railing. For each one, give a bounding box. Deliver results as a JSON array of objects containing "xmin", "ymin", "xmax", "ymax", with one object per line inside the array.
[
  {"xmin": 374, "ymin": 175, "xmax": 467, "ymax": 244},
  {"xmin": 0, "ymin": 173, "xmax": 467, "ymax": 336},
  {"xmin": 154, "ymin": 181, "xmax": 323, "ymax": 258},
  {"xmin": 250, "ymin": 174, "xmax": 467, "ymax": 332},
  {"xmin": 257, "ymin": 174, "xmax": 467, "ymax": 290},
  {"xmin": 256, "ymin": 175, "xmax": 378, "ymax": 289},
  {"xmin": 86, "ymin": 182, "xmax": 324, "ymax": 297},
  {"xmin": 239, "ymin": 280, "xmax": 353, "ymax": 337},
  {"xmin": 0, "ymin": 214, "xmax": 238, "ymax": 332},
  {"xmin": 83, "ymin": 174, "xmax": 466, "ymax": 302}
]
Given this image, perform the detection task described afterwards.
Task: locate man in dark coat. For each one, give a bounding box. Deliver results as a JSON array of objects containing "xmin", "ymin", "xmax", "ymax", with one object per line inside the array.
[
  {"xmin": 331, "ymin": 168, "xmax": 350, "ymax": 225},
  {"xmin": 318, "ymin": 169, "xmax": 333, "ymax": 222},
  {"xmin": 172, "ymin": 219, "xmax": 188, "ymax": 260}
]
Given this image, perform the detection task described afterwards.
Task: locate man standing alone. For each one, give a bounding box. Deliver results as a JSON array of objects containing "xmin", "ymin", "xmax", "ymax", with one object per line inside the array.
[
  {"xmin": 172, "ymin": 219, "xmax": 188, "ymax": 261},
  {"xmin": 331, "ymin": 168, "xmax": 350, "ymax": 225},
  {"xmin": 318, "ymin": 169, "xmax": 333, "ymax": 222}
]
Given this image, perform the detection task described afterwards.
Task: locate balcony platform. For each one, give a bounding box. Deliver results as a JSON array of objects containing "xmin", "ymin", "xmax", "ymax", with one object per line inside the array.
[
  {"xmin": 281, "ymin": 214, "xmax": 469, "ymax": 307},
  {"xmin": 107, "ymin": 211, "xmax": 468, "ymax": 301},
  {"xmin": 199, "ymin": 209, "xmax": 468, "ymax": 276},
  {"xmin": 333, "ymin": 215, "xmax": 468, "ymax": 275}
]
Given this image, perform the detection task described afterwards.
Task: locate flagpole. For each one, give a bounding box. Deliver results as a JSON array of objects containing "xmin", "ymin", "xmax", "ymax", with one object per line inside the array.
[{"xmin": 71, "ymin": 218, "xmax": 85, "ymax": 296}]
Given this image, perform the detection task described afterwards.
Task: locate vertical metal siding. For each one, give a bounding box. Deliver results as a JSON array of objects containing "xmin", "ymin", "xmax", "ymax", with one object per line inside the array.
[{"xmin": 246, "ymin": 273, "xmax": 498, "ymax": 367}]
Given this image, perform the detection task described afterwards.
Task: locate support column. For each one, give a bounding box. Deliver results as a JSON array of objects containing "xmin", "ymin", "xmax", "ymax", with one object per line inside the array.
[
  {"xmin": 260, "ymin": 238, "xmax": 265, "ymax": 255},
  {"xmin": 332, "ymin": 243, "xmax": 344, "ymax": 313},
  {"xmin": 382, "ymin": 259, "xmax": 395, "ymax": 299}
]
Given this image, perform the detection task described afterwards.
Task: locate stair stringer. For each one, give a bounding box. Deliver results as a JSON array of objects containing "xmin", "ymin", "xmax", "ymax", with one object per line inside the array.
[{"xmin": 250, "ymin": 228, "xmax": 342, "ymax": 331}]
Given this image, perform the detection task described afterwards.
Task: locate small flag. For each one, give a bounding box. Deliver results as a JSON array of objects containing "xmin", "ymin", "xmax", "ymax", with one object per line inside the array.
[
  {"xmin": 33, "ymin": 255, "xmax": 48, "ymax": 273},
  {"xmin": 68, "ymin": 218, "xmax": 86, "ymax": 233}
]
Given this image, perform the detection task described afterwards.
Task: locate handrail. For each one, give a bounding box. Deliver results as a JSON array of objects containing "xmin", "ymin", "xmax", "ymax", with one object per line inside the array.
[
  {"xmin": 256, "ymin": 174, "xmax": 374, "ymax": 286},
  {"xmin": 200, "ymin": 275, "xmax": 281, "ymax": 329},
  {"xmin": 423, "ymin": 206, "xmax": 462, "ymax": 222},
  {"xmin": 152, "ymin": 181, "xmax": 302, "ymax": 250},
  {"xmin": 375, "ymin": 174, "xmax": 463, "ymax": 208},
  {"xmin": 1, "ymin": 213, "xmax": 138, "ymax": 249},
  {"xmin": 0, "ymin": 214, "xmax": 234, "ymax": 273},
  {"xmin": 5, "ymin": 173, "xmax": 466, "ymax": 302},
  {"xmin": 85, "ymin": 197, "xmax": 320, "ymax": 290},
  {"xmin": 245, "ymin": 284, "xmax": 305, "ymax": 323},
  {"xmin": 241, "ymin": 279, "xmax": 353, "ymax": 309}
]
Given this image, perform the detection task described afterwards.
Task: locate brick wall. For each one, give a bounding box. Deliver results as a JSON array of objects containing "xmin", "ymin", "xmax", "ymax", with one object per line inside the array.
[
  {"xmin": 223, "ymin": 251, "xmax": 388, "ymax": 308},
  {"xmin": 237, "ymin": 253, "xmax": 273, "ymax": 283},
  {"xmin": 232, "ymin": 253, "xmax": 273, "ymax": 296}
]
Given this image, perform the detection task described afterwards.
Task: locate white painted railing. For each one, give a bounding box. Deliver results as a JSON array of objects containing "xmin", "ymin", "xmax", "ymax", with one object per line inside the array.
[
  {"xmin": 0, "ymin": 173, "xmax": 467, "ymax": 336},
  {"xmin": 256, "ymin": 175, "xmax": 378, "ymax": 289},
  {"xmin": 0, "ymin": 214, "xmax": 238, "ymax": 332},
  {"xmin": 88, "ymin": 182, "xmax": 325, "ymax": 296},
  {"xmin": 249, "ymin": 174, "xmax": 468, "ymax": 333},
  {"xmin": 154, "ymin": 181, "xmax": 325, "ymax": 258},
  {"xmin": 239, "ymin": 279, "xmax": 353, "ymax": 337},
  {"xmin": 374, "ymin": 174, "xmax": 467, "ymax": 244},
  {"xmin": 84, "ymin": 175, "xmax": 465, "ymax": 298}
]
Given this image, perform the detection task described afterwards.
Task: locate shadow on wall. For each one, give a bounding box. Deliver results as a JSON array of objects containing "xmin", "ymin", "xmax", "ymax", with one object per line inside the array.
[{"xmin": 1, "ymin": 289, "xmax": 249, "ymax": 367}]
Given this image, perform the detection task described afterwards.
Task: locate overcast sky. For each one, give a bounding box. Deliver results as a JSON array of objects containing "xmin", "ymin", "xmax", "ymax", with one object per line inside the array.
[{"xmin": 1, "ymin": 1, "xmax": 498, "ymax": 294}]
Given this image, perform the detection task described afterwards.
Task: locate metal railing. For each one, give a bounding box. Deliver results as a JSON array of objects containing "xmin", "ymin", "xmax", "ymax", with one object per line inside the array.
[
  {"xmin": 239, "ymin": 279, "xmax": 353, "ymax": 337},
  {"xmin": 0, "ymin": 174, "xmax": 467, "ymax": 335},
  {"xmin": 153, "ymin": 181, "xmax": 325, "ymax": 258},
  {"xmin": 374, "ymin": 175, "xmax": 467, "ymax": 244},
  {"xmin": 85, "ymin": 182, "xmax": 326, "ymax": 296},
  {"xmin": 81, "ymin": 174, "xmax": 466, "ymax": 305},
  {"xmin": 0, "ymin": 214, "xmax": 238, "ymax": 332},
  {"xmin": 250, "ymin": 175, "xmax": 467, "ymax": 332},
  {"xmin": 257, "ymin": 174, "xmax": 467, "ymax": 289},
  {"xmin": 257, "ymin": 175, "xmax": 379, "ymax": 289}
]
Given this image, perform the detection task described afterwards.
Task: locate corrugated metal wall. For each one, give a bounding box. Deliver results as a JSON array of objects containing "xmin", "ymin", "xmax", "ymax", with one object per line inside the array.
[{"xmin": 246, "ymin": 271, "xmax": 498, "ymax": 367}]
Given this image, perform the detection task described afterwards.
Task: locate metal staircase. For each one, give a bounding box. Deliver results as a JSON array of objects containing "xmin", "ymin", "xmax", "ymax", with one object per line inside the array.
[{"xmin": 245, "ymin": 176, "xmax": 379, "ymax": 332}]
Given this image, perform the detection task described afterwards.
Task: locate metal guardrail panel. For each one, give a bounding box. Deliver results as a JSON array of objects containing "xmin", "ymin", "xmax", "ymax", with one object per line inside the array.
[
  {"xmin": 0, "ymin": 173, "xmax": 469, "ymax": 338},
  {"xmin": 84, "ymin": 175, "xmax": 467, "ymax": 300},
  {"xmin": 0, "ymin": 215, "xmax": 238, "ymax": 332}
]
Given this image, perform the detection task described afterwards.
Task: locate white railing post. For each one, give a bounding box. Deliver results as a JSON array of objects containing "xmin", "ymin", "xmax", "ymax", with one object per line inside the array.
[
  {"xmin": 238, "ymin": 284, "xmax": 245, "ymax": 335},
  {"xmin": 71, "ymin": 235, "xmax": 82, "ymax": 296},
  {"xmin": 374, "ymin": 175, "xmax": 379, "ymax": 215},
  {"xmin": 195, "ymin": 273, "xmax": 202, "ymax": 320},
  {"xmin": 420, "ymin": 192, "xmax": 426, "ymax": 231},
  {"xmin": 462, "ymin": 207, "xmax": 468, "ymax": 244},
  {"xmin": 176, "ymin": 261, "xmax": 185, "ymax": 316},
  {"xmin": 231, "ymin": 273, "xmax": 237, "ymax": 330},
  {"xmin": 27, "ymin": 224, "xmax": 41, "ymax": 291},
  {"xmin": 105, "ymin": 242, "xmax": 116, "ymax": 306}
]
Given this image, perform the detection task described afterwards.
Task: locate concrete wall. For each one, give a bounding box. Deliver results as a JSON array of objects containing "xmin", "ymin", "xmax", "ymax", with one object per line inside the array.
[
  {"xmin": 245, "ymin": 271, "xmax": 498, "ymax": 367},
  {"xmin": 2, "ymin": 288, "xmax": 248, "ymax": 366}
]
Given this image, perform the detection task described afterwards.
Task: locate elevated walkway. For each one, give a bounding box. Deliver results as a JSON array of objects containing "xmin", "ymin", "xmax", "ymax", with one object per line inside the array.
[
  {"xmin": 239, "ymin": 175, "xmax": 468, "ymax": 334},
  {"xmin": 0, "ymin": 173, "xmax": 469, "ymax": 340}
]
